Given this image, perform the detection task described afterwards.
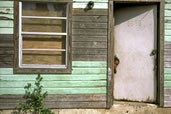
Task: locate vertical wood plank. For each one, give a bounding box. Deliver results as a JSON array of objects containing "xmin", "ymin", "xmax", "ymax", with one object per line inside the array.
[
  {"xmin": 106, "ymin": 0, "xmax": 114, "ymax": 109},
  {"xmin": 13, "ymin": 1, "xmax": 19, "ymax": 73},
  {"xmin": 159, "ymin": 0, "xmax": 164, "ymax": 107}
]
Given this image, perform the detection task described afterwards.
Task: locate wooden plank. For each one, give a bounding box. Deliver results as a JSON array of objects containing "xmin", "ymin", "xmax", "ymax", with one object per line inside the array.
[
  {"xmin": 0, "ymin": 68, "xmax": 107, "ymax": 75},
  {"xmin": 0, "ymin": 1, "xmax": 13, "ymax": 8},
  {"xmin": 164, "ymin": 101, "xmax": 171, "ymax": 107},
  {"xmin": 0, "ymin": 36, "xmax": 13, "ymax": 42},
  {"xmin": 165, "ymin": 50, "xmax": 170, "ymax": 56},
  {"xmin": 164, "ymin": 81, "xmax": 171, "ymax": 87},
  {"xmin": 0, "ymin": 61, "xmax": 107, "ymax": 73},
  {"xmin": 0, "ymin": 14, "xmax": 13, "ymax": 20},
  {"xmin": 0, "ymin": 34, "xmax": 13, "ymax": 39},
  {"xmin": 0, "ymin": 42, "xmax": 13, "ymax": 47},
  {"xmin": 165, "ymin": 30, "xmax": 171, "ymax": 36},
  {"xmin": 72, "ymin": 61, "xmax": 107, "ymax": 67},
  {"xmin": 73, "ymin": 54, "xmax": 107, "ymax": 61},
  {"xmin": 164, "ymin": 56, "xmax": 171, "ymax": 62},
  {"xmin": 73, "ymin": 3, "xmax": 108, "ymax": 9},
  {"xmin": 47, "ymin": 94, "xmax": 106, "ymax": 102},
  {"xmin": 0, "ymin": 55, "xmax": 13, "ymax": 62},
  {"xmin": 164, "ymin": 95, "xmax": 171, "ymax": 101},
  {"xmin": 0, "ymin": 94, "xmax": 106, "ymax": 109},
  {"xmin": 1, "ymin": 61, "xmax": 106, "ymax": 69},
  {"xmin": 164, "ymin": 62, "xmax": 171, "ymax": 68},
  {"xmin": 22, "ymin": 37, "xmax": 65, "ymax": 49},
  {"xmin": 14, "ymin": 68, "xmax": 107, "ymax": 74},
  {"xmin": 0, "ymin": 87, "xmax": 106, "ymax": 94},
  {"xmin": 0, "ymin": 20, "xmax": 13, "ymax": 27},
  {"xmin": 165, "ymin": 4, "xmax": 171, "ymax": 10},
  {"xmin": 165, "ymin": 10, "xmax": 171, "ymax": 16},
  {"xmin": 0, "ymin": 94, "xmax": 106, "ymax": 102},
  {"xmin": 13, "ymin": 0, "xmax": 20, "ymax": 74},
  {"xmin": 72, "ymin": 29, "xmax": 107, "ymax": 35},
  {"xmin": 0, "ymin": 37, "xmax": 13, "ymax": 47},
  {"xmin": 164, "ymin": 74, "xmax": 171, "ymax": 77},
  {"xmin": 0, "ymin": 102, "xmax": 106, "ymax": 109},
  {"xmin": 165, "ymin": 16, "xmax": 171, "ymax": 23},
  {"xmin": 0, "ymin": 81, "xmax": 106, "ymax": 88},
  {"xmin": 73, "ymin": 16, "xmax": 107, "ymax": 22},
  {"xmin": 73, "ymin": 48, "xmax": 107, "ymax": 55},
  {"xmin": 165, "ymin": 42, "xmax": 171, "ymax": 49},
  {"xmin": 72, "ymin": 22, "xmax": 107, "ymax": 29},
  {"xmin": 164, "ymin": 88, "xmax": 171, "ymax": 95},
  {"xmin": 165, "ymin": 23, "xmax": 171, "ymax": 29},
  {"xmin": 113, "ymin": 0, "xmax": 161, "ymax": 2},
  {"xmin": 0, "ymin": 103, "xmax": 19, "ymax": 110},
  {"xmin": 22, "ymin": 19, "xmax": 65, "ymax": 33},
  {"xmin": 165, "ymin": 76, "xmax": 171, "ymax": 81},
  {"xmin": 72, "ymin": 35, "xmax": 107, "ymax": 42},
  {"xmin": 165, "ymin": 36, "xmax": 171, "ymax": 42},
  {"xmin": 164, "ymin": 68, "xmax": 171, "ymax": 74},
  {"xmin": 0, "ymin": 61, "xmax": 13, "ymax": 68},
  {"xmin": 107, "ymin": 0, "xmax": 114, "ymax": 108},
  {"xmin": 72, "ymin": 9, "xmax": 108, "ymax": 16},
  {"xmin": 0, "ymin": 48, "xmax": 14, "ymax": 55},
  {"xmin": 0, "ymin": 28, "xmax": 13, "ymax": 34},
  {"xmin": 72, "ymin": 68, "xmax": 107, "ymax": 74},
  {"xmin": 164, "ymin": 55, "xmax": 171, "ymax": 62},
  {"xmin": 165, "ymin": 0, "xmax": 171, "ymax": 3},
  {"xmin": 73, "ymin": 0, "xmax": 108, "ymax": 2},
  {"xmin": 72, "ymin": 41, "xmax": 107, "ymax": 48},
  {"xmin": 0, "ymin": 8, "xmax": 13, "ymax": 14},
  {"xmin": 164, "ymin": 49, "xmax": 171, "ymax": 55},
  {"xmin": 45, "ymin": 101, "xmax": 106, "ymax": 109},
  {"xmin": 0, "ymin": 74, "xmax": 106, "ymax": 81}
]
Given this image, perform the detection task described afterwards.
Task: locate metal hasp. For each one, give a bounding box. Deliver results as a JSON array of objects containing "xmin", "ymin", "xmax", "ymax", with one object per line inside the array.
[{"xmin": 150, "ymin": 49, "xmax": 157, "ymax": 56}]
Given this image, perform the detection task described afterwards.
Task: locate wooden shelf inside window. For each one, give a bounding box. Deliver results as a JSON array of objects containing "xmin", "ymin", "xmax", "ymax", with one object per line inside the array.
[
  {"xmin": 22, "ymin": 16, "xmax": 67, "ymax": 20},
  {"xmin": 21, "ymin": 32, "xmax": 67, "ymax": 36}
]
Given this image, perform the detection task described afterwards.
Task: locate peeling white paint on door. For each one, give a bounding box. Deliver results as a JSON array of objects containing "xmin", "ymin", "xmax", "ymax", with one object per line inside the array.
[{"xmin": 114, "ymin": 5, "xmax": 157, "ymax": 102}]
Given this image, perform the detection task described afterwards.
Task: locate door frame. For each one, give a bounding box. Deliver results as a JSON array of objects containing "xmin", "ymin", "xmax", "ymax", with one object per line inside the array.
[{"xmin": 107, "ymin": 0, "xmax": 164, "ymax": 108}]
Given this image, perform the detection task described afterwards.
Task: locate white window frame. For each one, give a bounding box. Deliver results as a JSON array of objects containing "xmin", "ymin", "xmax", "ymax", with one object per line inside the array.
[{"xmin": 18, "ymin": 1, "xmax": 69, "ymax": 69}]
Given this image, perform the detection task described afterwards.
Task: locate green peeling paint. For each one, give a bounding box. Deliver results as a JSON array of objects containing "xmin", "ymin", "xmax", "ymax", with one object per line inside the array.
[{"xmin": 0, "ymin": 61, "xmax": 107, "ymax": 95}]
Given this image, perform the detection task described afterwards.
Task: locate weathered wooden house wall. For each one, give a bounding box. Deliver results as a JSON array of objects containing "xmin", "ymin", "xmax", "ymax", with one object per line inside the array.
[
  {"xmin": 1, "ymin": 0, "xmax": 171, "ymax": 109},
  {"xmin": 0, "ymin": 0, "xmax": 109, "ymax": 109}
]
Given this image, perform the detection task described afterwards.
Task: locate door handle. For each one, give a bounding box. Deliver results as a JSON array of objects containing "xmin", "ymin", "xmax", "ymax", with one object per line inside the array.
[
  {"xmin": 114, "ymin": 56, "xmax": 120, "ymax": 74},
  {"xmin": 150, "ymin": 49, "xmax": 157, "ymax": 56}
]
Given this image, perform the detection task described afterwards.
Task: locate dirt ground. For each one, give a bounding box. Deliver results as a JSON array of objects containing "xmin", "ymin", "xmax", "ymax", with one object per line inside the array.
[{"xmin": 1, "ymin": 101, "xmax": 171, "ymax": 114}]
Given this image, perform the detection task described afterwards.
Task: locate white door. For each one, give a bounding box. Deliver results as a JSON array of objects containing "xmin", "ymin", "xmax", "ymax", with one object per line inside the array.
[{"xmin": 114, "ymin": 5, "xmax": 157, "ymax": 102}]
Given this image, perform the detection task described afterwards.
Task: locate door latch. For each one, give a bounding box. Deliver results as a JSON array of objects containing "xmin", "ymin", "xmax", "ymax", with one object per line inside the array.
[{"xmin": 150, "ymin": 49, "xmax": 157, "ymax": 56}]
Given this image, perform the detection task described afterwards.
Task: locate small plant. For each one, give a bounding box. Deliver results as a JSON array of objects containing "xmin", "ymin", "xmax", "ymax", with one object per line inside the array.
[{"xmin": 12, "ymin": 74, "xmax": 54, "ymax": 114}]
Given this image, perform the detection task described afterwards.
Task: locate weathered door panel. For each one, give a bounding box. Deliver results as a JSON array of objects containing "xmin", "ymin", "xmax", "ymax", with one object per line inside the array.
[{"xmin": 114, "ymin": 5, "xmax": 157, "ymax": 102}]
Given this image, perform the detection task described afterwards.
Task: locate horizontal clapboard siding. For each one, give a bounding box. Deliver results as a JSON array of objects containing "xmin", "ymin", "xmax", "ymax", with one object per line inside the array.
[
  {"xmin": 165, "ymin": 68, "xmax": 171, "ymax": 107},
  {"xmin": 164, "ymin": 0, "xmax": 171, "ymax": 107},
  {"xmin": 0, "ymin": 94, "xmax": 106, "ymax": 109},
  {"xmin": 0, "ymin": 1, "xmax": 13, "ymax": 35},
  {"xmin": 0, "ymin": 0, "xmax": 108, "ymax": 109},
  {"xmin": 0, "ymin": 34, "xmax": 13, "ymax": 68},
  {"xmin": 0, "ymin": 1, "xmax": 13, "ymax": 67},
  {"xmin": 0, "ymin": 61, "xmax": 107, "ymax": 109},
  {"xmin": 72, "ymin": 9, "xmax": 107, "ymax": 61}
]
